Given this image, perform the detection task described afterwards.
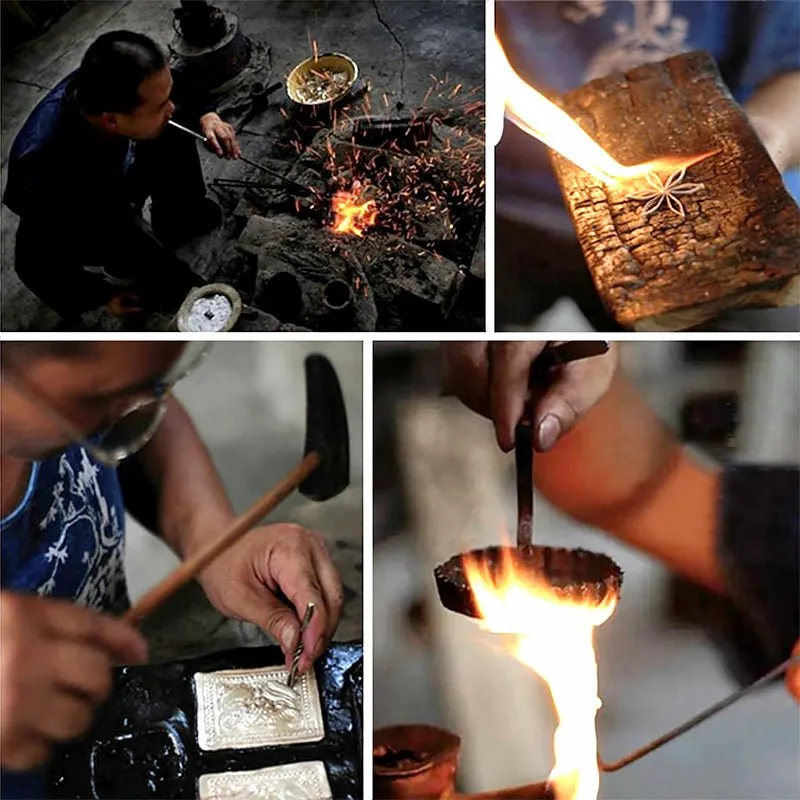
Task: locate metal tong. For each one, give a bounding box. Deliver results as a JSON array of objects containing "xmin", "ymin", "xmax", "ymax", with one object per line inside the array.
[
  {"xmin": 598, "ymin": 654, "xmax": 799, "ymax": 770},
  {"xmin": 514, "ymin": 341, "xmax": 610, "ymax": 549},
  {"xmin": 167, "ymin": 119, "xmax": 314, "ymax": 196}
]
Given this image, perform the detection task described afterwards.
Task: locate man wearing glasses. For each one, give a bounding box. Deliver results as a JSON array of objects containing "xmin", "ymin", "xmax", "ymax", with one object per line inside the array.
[{"xmin": 0, "ymin": 342, "xmax": 344, "ymax": 798}]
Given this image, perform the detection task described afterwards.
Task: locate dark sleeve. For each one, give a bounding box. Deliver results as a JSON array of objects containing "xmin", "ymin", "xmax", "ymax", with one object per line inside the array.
[
  {"xmin": 5, "ymin": 141, "xmax": 132, "ymax": 226},
  {"xmin": 716, "ymin": 464, "xmax": 799, "ymax": 684},
  {"xmin": 170, "ymin": 63, "xmax": 217, "ymax": 124}
]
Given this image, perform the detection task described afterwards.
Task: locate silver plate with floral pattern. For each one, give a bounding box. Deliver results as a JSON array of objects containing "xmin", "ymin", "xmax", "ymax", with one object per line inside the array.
[
  {"xmin": 194, "ymin": 665, "xmax": 324, "ymax": 750},
  {"xmin": 197, "ymin": 761, "xmax": 332, "ymax": 800}
]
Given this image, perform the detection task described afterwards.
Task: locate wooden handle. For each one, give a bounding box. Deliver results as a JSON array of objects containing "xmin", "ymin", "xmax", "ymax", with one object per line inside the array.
[{"xmin": 124, "ymin": 451, "xmax": 321, "ymax": 626}]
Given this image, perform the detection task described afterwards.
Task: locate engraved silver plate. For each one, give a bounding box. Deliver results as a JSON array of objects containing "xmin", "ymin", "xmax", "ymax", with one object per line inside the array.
[
  {"xmin": 194, "ymin": 666, "xmax": 324, "ymax": 751},
  {"xmin": 197, "ymin": 761, "xmax": 332, "ymax": 800}
]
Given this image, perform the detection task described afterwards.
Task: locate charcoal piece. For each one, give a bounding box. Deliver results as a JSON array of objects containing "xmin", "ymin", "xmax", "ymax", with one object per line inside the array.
[
  {"xmin": 241, "ymin": 215, "xmax": 377, "ymax": 331},
  {"xmin": 375, "ymin": 239, "xmax": 463, "ymax": 311},
  {"xmin": 434, "ymin": 545, "xmax": 623, "ymax": 619},
  {"xmin": 233, "ymin": 305, "xmax": 294, "ymax": 331},
  {"xmin": 48, "ymin": 643, "xmax": 362, "ymax": 800},
  {"xmin": 470, "ymin": 224, "xmax": 485, "ymax": 281}
]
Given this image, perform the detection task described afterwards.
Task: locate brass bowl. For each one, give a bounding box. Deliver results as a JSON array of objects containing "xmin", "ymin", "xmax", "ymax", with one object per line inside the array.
[{"xmin": 286, "ymin": 52, "xmax": 358, "ymax": 106}]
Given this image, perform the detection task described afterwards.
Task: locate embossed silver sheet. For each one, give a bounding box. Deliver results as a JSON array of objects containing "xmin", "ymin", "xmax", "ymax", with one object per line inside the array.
[
  {"xmin": 197, "ymin": 761, "xmax": 332, "ymax": 800},
  {"xmin": 194, "ymin": 665, "xmax": 324, "ymax": 751}
]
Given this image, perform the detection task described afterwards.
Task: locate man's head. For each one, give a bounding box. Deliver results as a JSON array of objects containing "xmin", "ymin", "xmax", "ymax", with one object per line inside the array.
[
  {"xmin": 74, "ymin": 31, "xmax": 175, "ymax": 140},
  {"xmin": 0, "ymin": 342, "xmax": 187, "ymax": 461}
]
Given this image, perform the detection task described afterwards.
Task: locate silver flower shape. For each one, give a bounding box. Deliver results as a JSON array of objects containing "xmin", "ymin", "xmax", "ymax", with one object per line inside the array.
[{"xmin": 627, "ymin": 167, "xmax": 704, "ymax": 218}]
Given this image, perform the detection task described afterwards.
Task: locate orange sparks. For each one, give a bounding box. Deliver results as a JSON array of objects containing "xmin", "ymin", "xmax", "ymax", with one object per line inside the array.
[
  {"xmin": 463, "ymin": 547, "xmax": 618, "ymax": 800},
  {"xmin": 331, "ymin": 181, "xmax": 378, "ymax": 237}
]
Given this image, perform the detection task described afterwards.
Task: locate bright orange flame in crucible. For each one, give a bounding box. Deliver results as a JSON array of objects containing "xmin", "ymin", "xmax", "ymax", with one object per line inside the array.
[
  {"xmin": 463, "ymin": 548, "xmax": 617, "ymax": 800},
  {"xmin": 331, "ymin": 181, "xmax": 378, "ymax": 237}
]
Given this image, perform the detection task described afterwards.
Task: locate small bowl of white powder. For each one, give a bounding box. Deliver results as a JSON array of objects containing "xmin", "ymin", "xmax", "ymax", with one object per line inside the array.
[{"xmin": 177, "ymin": 284, "xmax": 242, "ymax": 333}]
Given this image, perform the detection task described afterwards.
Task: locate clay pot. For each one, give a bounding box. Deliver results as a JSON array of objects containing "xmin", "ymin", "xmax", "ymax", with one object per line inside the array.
[{"xmin": 374, "ymin": 724, "xmax": 461, "ymax": 799}]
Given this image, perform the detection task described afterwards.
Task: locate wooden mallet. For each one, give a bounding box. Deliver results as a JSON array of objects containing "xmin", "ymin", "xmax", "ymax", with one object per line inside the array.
[{"xmin": 124, "ymin": 353, "xmax": 350, "ymax": 626}]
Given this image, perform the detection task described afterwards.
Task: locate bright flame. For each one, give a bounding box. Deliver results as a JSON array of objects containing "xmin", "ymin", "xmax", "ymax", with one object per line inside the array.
[
  {"xmin": 331, "ymin": 180, "xmax": 378, "ymax": 237},
  {"xmin": 464, "ymin": 549, "xmax": 617, "ymax": 800},
  {"xmin": 493, "ymin": 32, "xmax": 718, "ymax": 186}
]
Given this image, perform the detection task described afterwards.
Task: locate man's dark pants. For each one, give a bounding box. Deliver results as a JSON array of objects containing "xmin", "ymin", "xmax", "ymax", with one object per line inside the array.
[{"xmin": 14, "ymin": 124, "xmax": 206, "ymax": 319}]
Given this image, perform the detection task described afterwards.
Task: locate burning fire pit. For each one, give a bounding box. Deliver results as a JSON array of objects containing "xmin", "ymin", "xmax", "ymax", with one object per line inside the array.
[{"xmin": 210, "ymin": 72, "xmax": 485, "ymax": 331}]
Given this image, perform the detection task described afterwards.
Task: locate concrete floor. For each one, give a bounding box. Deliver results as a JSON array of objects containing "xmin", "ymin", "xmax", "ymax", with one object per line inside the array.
[
  {"xmin": 373, "ymin": 342, "xmax": 800, "ymax": 800},
  {"xmin": 123, "ymin": 341, "xmax": 363, "ymax": 661},
  {"xmin": 0, "ymin": 0, "xmax": 485, "ymax": 331}
]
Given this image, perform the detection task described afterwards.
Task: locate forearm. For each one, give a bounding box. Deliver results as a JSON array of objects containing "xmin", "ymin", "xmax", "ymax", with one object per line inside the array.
[
  {"xmin": 534, "ymin": 369, "xmax": 725, "ymax": 593},
  {"xmin": 128, "ymin": 398, "xmax": 235, "ymax": 559},
  {"xmin": 745, "ymin": 71, "xmax": 800, "ymax": 172}
]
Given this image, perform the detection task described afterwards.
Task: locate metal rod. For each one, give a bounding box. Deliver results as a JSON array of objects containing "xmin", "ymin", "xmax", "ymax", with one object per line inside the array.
[
  {"xmin": 598, "ymin": 655, "xmax": 799, "ymax": 772},
  {"xmin": 514, "ymin": 412, "xmax": 534, "ymax": 549},
  {"xmin": 167, "ymin": 118, "xmax": 207, "ymax": 143},
  {"xmin": 287, "ymin": 602, "xmax": 316, "ymax": 688},
  {"xmin": 211, "ymin": 178, "xmax": 275, "ymax": 188},
  {"xmin": 167, "ymin": 120, "xmax": 314, "ymax": 196},
  {"xmin": 513, "ymin": 341, "xmax": 610, "ymax": 549}
]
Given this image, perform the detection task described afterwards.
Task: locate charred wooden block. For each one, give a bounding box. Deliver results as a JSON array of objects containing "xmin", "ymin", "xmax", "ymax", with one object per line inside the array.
[{"xmin": 549, "ymin": 50, "xmax": 800, "ymax": 331}]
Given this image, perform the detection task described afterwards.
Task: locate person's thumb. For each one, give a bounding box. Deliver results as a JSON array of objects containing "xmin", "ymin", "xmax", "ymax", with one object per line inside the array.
[
  {"xmin": 533, "ymin": 364, "xmax": 610, "ymax": 451},
  {"xmin": 746, "ymin": 114, "xmax": 789, "ymax": 173},
  {"xmin": 256, "ymin": 600, "xmax": 300, "ymax": 660}
]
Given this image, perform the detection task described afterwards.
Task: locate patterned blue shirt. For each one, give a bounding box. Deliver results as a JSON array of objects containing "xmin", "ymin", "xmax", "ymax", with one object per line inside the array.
[{"xmin": 1, "ymin": 445, "xmax": 128, "ymax": 799}]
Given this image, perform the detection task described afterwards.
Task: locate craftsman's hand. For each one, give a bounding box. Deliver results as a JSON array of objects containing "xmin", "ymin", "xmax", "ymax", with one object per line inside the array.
[
  {"xmin": 747, "ymin": 114, "xmax": 791, "ymax": 174},
  {"xmin": 441, "ymin": 341, "xmax": 618, "ymax": 452},
  {"xmin": 745, "ymin": 71, "xmax": 800, "ymax": 174},
  {"xmin": 106, "ymin": 291, "xmax": 143, "ymax": 317},
  {"xmin": 0, "ymin": 593, "xmax": 148, "ymax": 770},
  {"xmin": 197, "ymin": 524, "xmax": 343, "ymax": 675},
  {"xmin": 199, "ymin": 112, "xmax": 242, "ymax": 159},
  {"xmin": 787, "ymin": 640, "xmax": 800, "ymax": 704}
]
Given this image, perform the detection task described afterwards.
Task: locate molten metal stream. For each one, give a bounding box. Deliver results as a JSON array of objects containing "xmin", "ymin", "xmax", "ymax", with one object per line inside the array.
[{"xmin": 464, "ymin": 550, "xmax": 617, "ymax": 800}]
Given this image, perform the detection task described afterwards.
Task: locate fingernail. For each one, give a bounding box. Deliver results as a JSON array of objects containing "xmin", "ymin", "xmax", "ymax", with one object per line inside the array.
[
  {"xmin": 496, "ymin": 426, "xmax": 513, "ymax": 452},
  {"xmin": 537, "ymin": 415, "xmax": 561, "ymax": 451}
]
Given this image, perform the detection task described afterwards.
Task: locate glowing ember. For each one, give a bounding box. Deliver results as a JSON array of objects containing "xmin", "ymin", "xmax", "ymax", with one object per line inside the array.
[
  {"xmin": 331, "ymin": 181, "xmax": 378, "ymax": 237},
  {"xmin": 493, "ymin": 32, "xmax": 717, "ymax": 186},
  {"xmin": 463, "ymin": 548, "xmax": 617, "ymax": 800}
]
